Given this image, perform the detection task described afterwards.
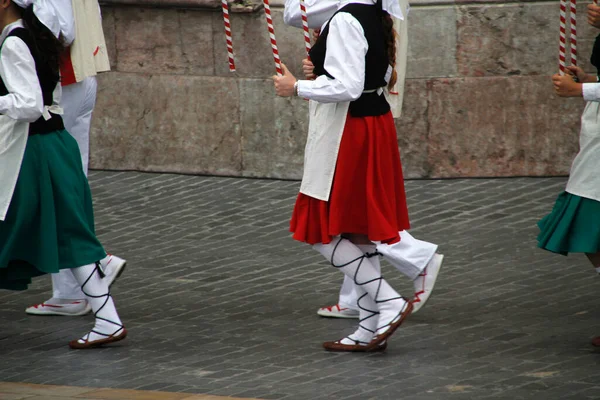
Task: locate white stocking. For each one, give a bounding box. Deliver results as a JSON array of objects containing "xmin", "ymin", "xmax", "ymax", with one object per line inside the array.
[
  {"xmin": 314, "ymin": 237, "xmax": 408, "ymax": 341},
  {"xmin": 71, "ymin": 263, "xmax": 123, "ymax": 343}
]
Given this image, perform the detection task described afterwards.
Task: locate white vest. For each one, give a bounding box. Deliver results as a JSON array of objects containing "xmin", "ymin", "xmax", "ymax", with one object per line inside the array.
[{"xmin": 62, "ymin": 0, "xmax": 110, "ymax": 84}]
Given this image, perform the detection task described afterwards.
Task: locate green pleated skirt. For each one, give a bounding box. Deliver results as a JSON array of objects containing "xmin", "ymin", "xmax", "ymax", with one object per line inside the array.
[
  {"xmin": 537, "ymin": 191, "xmax": 600, "ymax": 256},
  {"xmin": 0, "ymin": 130, "xmax": 106, "ymax": 290}
]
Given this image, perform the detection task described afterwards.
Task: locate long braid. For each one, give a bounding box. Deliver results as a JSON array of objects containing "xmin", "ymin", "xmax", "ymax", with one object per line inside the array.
[
  {"xmin": 381, "ymin": 13, "xmax": 397, "ymax": 90},
  {"xmin": 20, "ymin": 5, "xmax": 65, "ymax": 79}
]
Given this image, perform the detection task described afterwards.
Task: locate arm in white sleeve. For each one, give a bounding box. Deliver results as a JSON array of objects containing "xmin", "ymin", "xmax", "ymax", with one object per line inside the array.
[
  {"xmin": 297, "ymin": 13, "xmax": 367, "ymax": 103},
  {"xmin": 283, "ymin": 0, "xmax": 339, "ymax": 29},
  {"xmin": 582, "ymin": 82, "xmax": 600, "ymax": 102},
  {"xmin": 54, "ymin": 0, "xmax": 75, "ymax": 45},
  {"xmin": 0, "ymin": 38, "xmax": 43, "ymax": 122}
]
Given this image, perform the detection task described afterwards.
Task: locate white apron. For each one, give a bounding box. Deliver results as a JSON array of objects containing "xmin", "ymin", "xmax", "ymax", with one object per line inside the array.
[
  {"xmin": 565, "ymin": 101, "xmax": 600, "ymax": 202},
  {"xmin": 299, "ymin": 100, "xmax": 350, "ymax": 201},
  {"xmin": 0, "ymin": 117, "xmax": 29, "ymax": 221}
]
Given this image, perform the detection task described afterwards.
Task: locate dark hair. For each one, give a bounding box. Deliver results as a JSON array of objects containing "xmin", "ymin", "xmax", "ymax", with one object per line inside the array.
[
  {"xmin": 381, "ymin": 12, "xmax": 397, "ymax": 90},
  {"xmin": 19, "ymin": 5, "xmax": 65, "ymax": 79}
]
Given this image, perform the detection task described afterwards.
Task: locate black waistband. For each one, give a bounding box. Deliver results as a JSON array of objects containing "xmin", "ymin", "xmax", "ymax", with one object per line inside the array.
[
  {"xmin": 349, "ymin": 91, "xmax": 390, "ymax": 117},
  {"xmin": 29, "ymin": 113, "xmax": 65, "ymax": 136}
]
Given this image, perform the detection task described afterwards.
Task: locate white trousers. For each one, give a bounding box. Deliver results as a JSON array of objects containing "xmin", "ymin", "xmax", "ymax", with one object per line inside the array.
[
  {"xmin": 51, "ymin": 77, "xmax": 98, "ymax": 300},
  {"xmin": 61, "ymin": 76, "xmax": 97, "ymax": 176},
  {"xmin": 338, "ymin": 230, "xmax": 437, "ymax": 309}
]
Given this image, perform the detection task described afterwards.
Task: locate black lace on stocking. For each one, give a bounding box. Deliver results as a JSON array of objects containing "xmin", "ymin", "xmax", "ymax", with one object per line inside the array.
[
  {"xmin": 329, "ymin": 238, "xmax": 404, "ymax": 339},
  {"xmin": 79, "ymin": 262, "xmax": 123, "ymax": 339}
]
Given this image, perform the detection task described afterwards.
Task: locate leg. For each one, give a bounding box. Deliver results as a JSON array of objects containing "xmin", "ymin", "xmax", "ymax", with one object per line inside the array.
[
  {"xmin": 586, "ymin": 252, "xmax": 600, "ymax": 269},
  {"xmin": 25, "ymin": 255, "xmax": 127, "ymax": 316},
  {"xmin": 25, "ymin": 270, "xmax": 91, "ymax": 316},
  {"xmin": 377, "ymin": 230, "xmax": 444, "ymax": 313},
  {"xmin": 316, "ymin": 275, "xmax": 360, "ymax": 319},
  {"xmin": 69, "ymin": 262, "xmax": 126, "ymax": 349},
  {"xmin": 61, "ymin": 77, "xmax": 97, "ymax": 176},
  {"xmin": 314, "ymin": 236, "xmax": 412, "ymax": 351}
]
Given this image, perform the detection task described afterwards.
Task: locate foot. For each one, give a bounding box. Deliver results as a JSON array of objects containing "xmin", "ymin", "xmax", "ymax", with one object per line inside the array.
[
  {"xmin": 100, "ymin": 254, "xmax": 127, "ymax": 287},
  {"xmin": 25, "ymin": 298, "xmax": 91, "ymax": 316},
  {"xmin": 323, "ymin": 336, "xmax": 387, "ymax": 352},
  {"xmin": 69, "ymin": 326, "xmax": 127, "ymax": 349},
  {"xmin": 317, "ymin": 304, "xmax": 359, "ymax": 319},
  {"xmin": 592, "ymin": 336, "xmax": 600, "ymax": 347},
  {"xmin": 365, "ymin": 299, "xmax": 413, "ymax": 351},
  {"xmin": 412, "ymin": 253, "xmax": 444, "ymax": 314}
]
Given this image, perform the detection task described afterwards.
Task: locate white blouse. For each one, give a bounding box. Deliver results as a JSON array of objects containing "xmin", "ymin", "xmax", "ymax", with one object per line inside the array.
[
  {"xmin": 53, "ymin": 0, "xmax": 76, "ymax": 45},
  {"xmin": 0, "ymin": 20, "xmax": 45, "ymax": 122},
  {"xmin": 287, "ymin": 0, "xmax": 375, "ymax": 103},
  {"xmin": 583, "ymin": 82, "xmax": 600, "ymax": 102}
]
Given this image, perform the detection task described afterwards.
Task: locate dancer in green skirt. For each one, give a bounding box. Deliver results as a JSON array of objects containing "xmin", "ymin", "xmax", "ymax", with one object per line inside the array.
[
  {"xmin": 539, "ymin": 17, "xmax": 600, "ymax": 347},
  {"xmin": 0, "ymin": 0, "xmax": 126, "ymax": 349}
]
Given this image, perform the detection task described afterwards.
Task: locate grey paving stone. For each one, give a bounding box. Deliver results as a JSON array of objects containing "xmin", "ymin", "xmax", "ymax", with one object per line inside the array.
[{"xmin": 1, "ymin": 172, "xmax": 599, "ymax": 399}]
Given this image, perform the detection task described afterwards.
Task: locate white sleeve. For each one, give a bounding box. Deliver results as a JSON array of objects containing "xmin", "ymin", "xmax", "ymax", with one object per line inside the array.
[
  {"xmin": 0, "ymin": 37, "xmax": 44, "ymax": 122},
  {"xmin": 582, "ymin": 83, "xmax": 600, "ymax": 102},
  {"xmin": 54, "ymin": 0, "xmax": 76, "ymax": 45},
  {"xmin": 283, "ymin": 0, "xmax": 339, "ymax": 29},
  {"xmin": 296, "ymin": 13, "xmax": 367, "ymax": 103}
]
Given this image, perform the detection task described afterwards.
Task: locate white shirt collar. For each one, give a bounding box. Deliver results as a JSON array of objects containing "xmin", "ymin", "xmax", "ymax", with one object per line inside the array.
[{"xmin": 0, "ymin": 20, "xmax": 24, "ymax": 44}]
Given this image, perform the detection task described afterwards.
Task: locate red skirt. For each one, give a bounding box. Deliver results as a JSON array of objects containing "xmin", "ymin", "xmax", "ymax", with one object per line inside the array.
[{"xmin": 290, "ymin": 111, "xmax": 410, "ymax": 245}]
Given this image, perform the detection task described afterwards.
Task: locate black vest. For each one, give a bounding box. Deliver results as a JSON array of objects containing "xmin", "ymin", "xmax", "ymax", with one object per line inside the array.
[
  {"xmin": 309, "ymin": 3, "xmax": 390, "ymax": 117},
  {"xmin": 592, "ymin": 34, "xmax": 600, "ymax": 79},
  {"xmin": 0, "ymin": 28, "xmax": 64, "ymax": 135}
]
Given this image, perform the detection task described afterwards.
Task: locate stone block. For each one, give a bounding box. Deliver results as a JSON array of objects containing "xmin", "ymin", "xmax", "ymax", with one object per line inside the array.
[
  {"xmin": 100, "ymin": 6, "xmax": 118, "ymax": 70},
  {"xmin": 90, "ymin": 73, "xmax": 242, "ymax": 176},
  {"xmin": 427, "ymin": 75, "xmax": 582, "ymax": 178},
  {"xmin": 114, "ymin": 7, "xmax": 214, "ymax": 75},
  {"xmin": 239, "ymin": 79, "xmax": 308, "ymax": 179},
  {"xmin": 213, "ymin": 8, "xmax": 307, "ymax": 79},
  {"xmin": 456, "ymin": 3, "xmax": 560, "ymax": 77},
  {"xmin": 406, "ymin": 6, "xmax": 458, "ymax": 78},
  {"xmin": 396, "ymin": 79, "xmax": 430, "ymax": 178}
]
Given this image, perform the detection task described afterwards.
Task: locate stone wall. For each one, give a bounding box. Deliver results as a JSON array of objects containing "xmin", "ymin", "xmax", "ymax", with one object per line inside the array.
[{"xmin": 92, "ymin": 0, "xmax": 592, "ymax": 179}]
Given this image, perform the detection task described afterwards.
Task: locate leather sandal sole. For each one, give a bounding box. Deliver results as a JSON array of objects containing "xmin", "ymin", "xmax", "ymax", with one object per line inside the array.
[
  {"xmin": 69, "ymin": 328, "xmax": 127, "ymax": 349},
  {"xmin": 323, "ymin": 340, "xmax": 387, "ymax": 352}
]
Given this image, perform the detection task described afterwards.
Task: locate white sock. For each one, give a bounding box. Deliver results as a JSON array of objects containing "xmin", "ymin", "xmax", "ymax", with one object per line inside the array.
[
  {"xmin": 71, "ymin": 263, "xmax": 123, "ymax": 342},
  {"xmin": 595, "ymin": 267, "xmax": 600, "ymax": 275}
]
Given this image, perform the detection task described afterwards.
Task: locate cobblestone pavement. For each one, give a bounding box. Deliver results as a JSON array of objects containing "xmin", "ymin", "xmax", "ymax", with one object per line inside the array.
[{"xmin": 1, "ymin": 172, "xmax": 599, "ymax": 400}]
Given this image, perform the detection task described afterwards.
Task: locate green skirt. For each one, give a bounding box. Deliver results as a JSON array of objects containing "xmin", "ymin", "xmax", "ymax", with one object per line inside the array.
[
  {"xmin": 0, "ymin": 130, "xmax": 106, "ymax": 290},
  {"xmin": 537, "ymin": 191, "xmax": 600, "ymax": 255}
]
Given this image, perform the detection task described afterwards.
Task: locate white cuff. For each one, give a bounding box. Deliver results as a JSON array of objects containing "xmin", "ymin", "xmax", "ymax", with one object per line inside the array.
[
  {"xmin": 582, "ymin": 82, "xmax": 600, "ymax": 102},
  {"xmin": 297, "ymin": 80, "xmax": 311, "ymax": 100}
]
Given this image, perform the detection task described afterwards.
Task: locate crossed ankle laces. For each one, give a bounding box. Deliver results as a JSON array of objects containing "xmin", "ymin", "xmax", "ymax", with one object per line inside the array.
[
  {"xmin": 330, "ymin": 238, "xmax": 405, "ymax": 343},
  {"xmin": 79, "ymin": 262, "xmax": 124, "ymax": 339}
]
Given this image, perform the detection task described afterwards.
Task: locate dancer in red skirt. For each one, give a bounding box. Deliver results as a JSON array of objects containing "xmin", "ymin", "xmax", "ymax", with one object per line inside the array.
[{"xmin": 274, "ymin": 0, "xmax": 417, "ymax": 352}]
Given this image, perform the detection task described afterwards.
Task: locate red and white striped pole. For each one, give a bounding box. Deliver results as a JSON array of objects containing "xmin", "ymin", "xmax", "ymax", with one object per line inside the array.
[
  {"xmin": 559, "ymin": 0, "xmax": 567, "ymax": 74},
  {"xmin": 263, "ymin": 0, "xmax": 283, "ymax": 76},
  {"xmin": 300, "ymin": 0, "xmax": 311, "ymax": 55},
  {"xmin": 569, "ymin": 0, "xmax": 577, "ymax": 66},
  {"xmin": 222, "ymin": 0, "xmax": 236, "ymax": 72}
]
